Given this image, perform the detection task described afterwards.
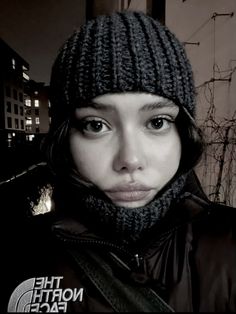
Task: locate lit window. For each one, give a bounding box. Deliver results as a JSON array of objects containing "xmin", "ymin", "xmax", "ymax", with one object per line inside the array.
[
  {"xmin": 12, "ymin": 58, "xmax": 16, "ymax": 70},
  {"xmin": 23, "ymin": 72, "xmax": 29, "ymax": 81},
  {"xmin": 34, "ymin": 91, "xmax": 38, "ymax": 95},
  {"xmin": 26, "ymin": 117, "xmax": 32, "ymax": 125},
  {"xmin": 7, "ymin": 133, "xmax": 12, "ymax": 148},
  {"xmin": 26, "ymin": 134, "xmax": 35, "ymax": 141},
  {"xmin": 25, "ymin": 99, "xmax": 31, "ymax": 107},
  {"xmin": 34, "ymin": 100, "xmax": 39, "ymax": 107},
  {"xmin": 35, "ymin": 117, "xmax": 40, "ymax": 125}
]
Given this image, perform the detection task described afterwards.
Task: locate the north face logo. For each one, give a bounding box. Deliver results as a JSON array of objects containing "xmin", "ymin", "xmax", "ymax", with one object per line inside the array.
[{"xmin": 8, "ymin": 276, "xmax": 84, "ymax": 312}]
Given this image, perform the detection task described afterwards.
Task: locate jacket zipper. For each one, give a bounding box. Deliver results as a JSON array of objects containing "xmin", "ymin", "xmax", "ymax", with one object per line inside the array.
[{"xmin": 55, "ymin": 229, "xmax": 145, "ymax": 270}]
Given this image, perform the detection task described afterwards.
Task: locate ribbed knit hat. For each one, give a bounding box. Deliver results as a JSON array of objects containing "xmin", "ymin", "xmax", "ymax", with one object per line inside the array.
[{"xmin": 49, "ymin": 10, "xmax": 196, "ymax": 130}]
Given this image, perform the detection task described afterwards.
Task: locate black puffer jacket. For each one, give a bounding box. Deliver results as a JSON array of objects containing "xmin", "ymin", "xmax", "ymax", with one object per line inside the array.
[{"xmin": 2, "ymin": 167, "xmax": 236, "ymax": 312}]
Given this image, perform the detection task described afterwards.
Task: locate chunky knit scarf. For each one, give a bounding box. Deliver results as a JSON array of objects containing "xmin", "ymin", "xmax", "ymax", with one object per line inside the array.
[{"xmin": 74, "ymin": 173, "xmax": 187, "ymax": 243}]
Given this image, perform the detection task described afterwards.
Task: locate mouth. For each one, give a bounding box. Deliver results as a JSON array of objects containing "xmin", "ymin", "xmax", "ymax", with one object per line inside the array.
[{"xmin": 104, "ymin": 184, "xmax": 153, "ymax": 203}]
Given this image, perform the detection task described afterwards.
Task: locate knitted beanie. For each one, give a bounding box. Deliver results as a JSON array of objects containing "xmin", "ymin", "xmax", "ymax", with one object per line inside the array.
[{"xmin": 49, "ymin": 10, "xmax": 196, "ymax": 130}]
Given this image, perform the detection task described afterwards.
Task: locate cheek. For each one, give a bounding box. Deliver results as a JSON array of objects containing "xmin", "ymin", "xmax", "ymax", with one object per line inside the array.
[
  {"xmin": 150, "ymin": 133, "xmax": 181, "ymax": 172},
  {"xmin": 69, "ymin": 135, "xmax": 110, "ymax": 181}
]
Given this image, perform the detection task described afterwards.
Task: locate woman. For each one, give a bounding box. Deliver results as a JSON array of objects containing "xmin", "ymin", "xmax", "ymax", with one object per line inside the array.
[{"xmin": 5, "ymin": 11, "xmax": 236, "ymax": 312}]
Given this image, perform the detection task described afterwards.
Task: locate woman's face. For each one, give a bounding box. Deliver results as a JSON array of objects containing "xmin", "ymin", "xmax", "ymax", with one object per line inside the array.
[{"xmin": 69, "ymin": 92, "xmax": 181, "ymax": 208}]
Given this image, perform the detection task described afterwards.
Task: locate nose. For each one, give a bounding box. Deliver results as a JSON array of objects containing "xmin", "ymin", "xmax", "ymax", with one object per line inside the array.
[{"xmin": 113, "ymin": 133, "xmax": 145, "ymax": 173}]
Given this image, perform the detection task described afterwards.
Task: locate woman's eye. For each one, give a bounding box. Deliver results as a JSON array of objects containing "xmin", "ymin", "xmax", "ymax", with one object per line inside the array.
[
  {"xmin": 147, "ymin": 117, "xmax": 173, "ymax": 131},
  {"xmin": 80, "ymin": 119, "xmax": 110, "ymax": 134}
]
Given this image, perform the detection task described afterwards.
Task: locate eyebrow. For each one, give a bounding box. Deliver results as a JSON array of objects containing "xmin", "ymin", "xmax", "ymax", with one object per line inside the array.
[
  {"xmin": 140, "ymin": 100, "xmax": 177, "ymax": 111},
  {"xmin": 78, "ymin": 102, "xmax": 114, "ymax": 111},
  {"xmin": 77, "ymin": 99, "xmax": 177, "ymax": 112}
]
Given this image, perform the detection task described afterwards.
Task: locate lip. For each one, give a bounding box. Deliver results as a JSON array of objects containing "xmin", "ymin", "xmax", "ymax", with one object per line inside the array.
[{"xmin": 104, "ymin": 184, "xmax": 153, "ymax": 202}]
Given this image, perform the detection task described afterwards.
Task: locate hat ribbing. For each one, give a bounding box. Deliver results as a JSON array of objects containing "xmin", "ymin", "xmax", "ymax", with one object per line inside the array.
[{"xmin": 50, "ymin": 11, "xmax": 196, "ymax": 129}]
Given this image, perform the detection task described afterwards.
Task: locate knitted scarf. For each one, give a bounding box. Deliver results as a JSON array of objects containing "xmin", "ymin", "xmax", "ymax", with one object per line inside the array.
[{"xmin": 72, "ymin": 173, "xmax": 187, "ymax": 244}]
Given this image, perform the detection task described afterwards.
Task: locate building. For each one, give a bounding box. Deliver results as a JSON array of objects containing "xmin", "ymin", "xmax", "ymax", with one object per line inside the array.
[
  {"xmin": 0, "ymin": 38, "xmax": 50, "ymax": 148},
  {"xmin": 24, "ymin": 80, "xmax": 50, "ymax": 143},
  {"xmin": 0, "ymin": 38, "xmax": 29, "ymax": 148}
]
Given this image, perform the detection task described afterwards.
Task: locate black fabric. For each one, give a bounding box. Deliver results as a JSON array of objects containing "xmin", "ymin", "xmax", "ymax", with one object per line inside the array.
[{"xmin": 67, "ymin": 248, "xmax": 174, "ymax": 312}]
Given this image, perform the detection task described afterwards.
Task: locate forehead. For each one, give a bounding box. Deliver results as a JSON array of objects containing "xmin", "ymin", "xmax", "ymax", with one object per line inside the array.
[{"xmin": 77, "ymin": 92, "xmax": 179, "ymax": 113}]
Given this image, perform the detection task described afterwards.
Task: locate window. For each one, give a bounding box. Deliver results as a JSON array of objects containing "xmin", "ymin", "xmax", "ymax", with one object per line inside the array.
[
  {"xmin": 26, "ymin": 134, "xmax": 34, "ymax": 141},
  {"xmin": 15, "ymin": 119, "xmax": 19, "ymax": 129},
  {"xmin": 25, "ymin": 99, "xmax": 31, "ymax": 107},
  {"xmin": 6, "ymin": 102, "xmax": 11, "ymax": 113},
  {"xmin": 12, "ymin": 58, "xmax": 16, "ymax": 69},
  {"xmin": 34, "ymin": 99, "xmax": 39, "ymax": 107},
  {"xmin": 35, "ymin": 108, "xmax": 39, "ymax": 116},
  {"xmin": 20, "ymin": 120, "xmax": 24, "ymax": 129},
  {"xmin": 26, "ymin": 125, "xmax": 32, "ymax": 131},
  {"xmin": 26, "ymin": 117, "xmax": 32, "ymax": 125},
  {"xmin": 7, "ymin": 117, "xmax": 12, "ymax": 128},
  {"xmin": 23, "ymin": 72, "xmax": 29, "ymax": 81},
  {"xmin": 14, "ymin": 104, "xmax": 18, "ymax": 115},
  {"xmin": 25, "ymin": 108, "xmax": 31, "ymax": 115},
  {"xmin": 7, "ymin": 133, "xmax": 13, "ymax": 148},
  {"xmin": 20, "ymin": 106, "xmax": 24, "ymax": 116},
  {"xmin": 35, "ymin": 117, "xmax": 40, "ymax": 125},
  {"xmin": 19, "ymin": 92, "xmax": 23, "ymax": 102}
]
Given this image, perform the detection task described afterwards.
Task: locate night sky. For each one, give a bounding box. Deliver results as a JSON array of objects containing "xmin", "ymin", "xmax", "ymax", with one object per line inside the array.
[{"xmin": 0, "ymin": 0, "xmax": 86, "ymax": 84}]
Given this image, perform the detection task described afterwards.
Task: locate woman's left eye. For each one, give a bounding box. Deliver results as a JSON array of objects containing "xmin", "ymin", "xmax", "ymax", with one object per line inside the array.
[{"xmin": 147, "ymin": 117, "xmax": 173, "ymax": 131}]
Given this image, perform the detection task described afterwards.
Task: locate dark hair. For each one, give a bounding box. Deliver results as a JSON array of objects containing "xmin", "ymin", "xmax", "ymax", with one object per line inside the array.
[
  {"xmin": 176, "ymin": 106, "xmax": 205, "ymax": 173},
  {"xmin": 41, "ymin": 118, "xmax": 93, "ymax": 187},
  {"xmin": 41, "ymin": 104, "xmax": 205, "ymax": 187}
]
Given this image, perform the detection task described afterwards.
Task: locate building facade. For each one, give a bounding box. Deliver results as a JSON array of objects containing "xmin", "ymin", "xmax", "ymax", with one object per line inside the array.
[
  {"xmin": 24, "ymin": 80, "xmax": 50, "ymax": 143},
  {"xmin": 0, "ymin": 38, "xmax": 29, "ymax": 148},
  {"xmin": 0, "ymin": 39, "xmax": 50, "ymax": 148}
]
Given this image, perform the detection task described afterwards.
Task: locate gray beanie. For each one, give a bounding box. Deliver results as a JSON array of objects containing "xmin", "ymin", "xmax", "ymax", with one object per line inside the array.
[{"xmin": 49, "ymin": 11, "xmax": 196, "ymax": 130}]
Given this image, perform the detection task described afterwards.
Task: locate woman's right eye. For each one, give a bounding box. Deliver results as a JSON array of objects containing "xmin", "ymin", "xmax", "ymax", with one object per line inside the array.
[{"xmin": 77, "ymin": 118, "xmax": 110, "ymax": 134}]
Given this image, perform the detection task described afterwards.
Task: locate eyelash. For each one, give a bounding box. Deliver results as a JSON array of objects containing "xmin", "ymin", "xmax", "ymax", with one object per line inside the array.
[{"xmin": 75, "ymin": 115, "xmax": 175, "ymax": 135}]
